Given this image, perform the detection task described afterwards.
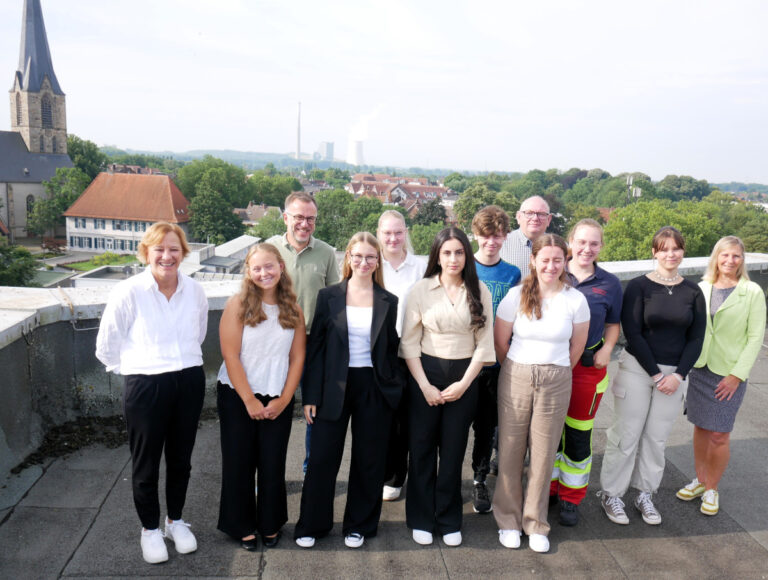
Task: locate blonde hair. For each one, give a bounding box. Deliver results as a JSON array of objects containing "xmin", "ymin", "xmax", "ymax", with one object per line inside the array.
[
  {"xmin": 377, "ymin": 209, "xmax": 415, "ymax": 255},
  {"xmin": 703, "ymin": 236, "xmax": 749, "ymax": 283},
  {"xmin": 342, "ymin": 232, "xmax": 385, "ymax": 287},
  {"xmin": 238, "ymin": 243, "xmax": 301, "ymax": 328},
  {"xmin": 137, "ymin": 222, "xmax": 190, "ymax": 264},
  {"xmin": 567, "ymin": 218, "xmax": 604, "ymax": 261},
  {"xmin": 519, "ymin": 234, "xmax": 569, "ymax": 320}
]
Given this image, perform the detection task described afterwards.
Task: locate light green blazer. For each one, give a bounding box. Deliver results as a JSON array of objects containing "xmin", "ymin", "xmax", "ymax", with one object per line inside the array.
[{"xmin": 695, "ymin": 278, "xmax": 766, "ymax": 380}]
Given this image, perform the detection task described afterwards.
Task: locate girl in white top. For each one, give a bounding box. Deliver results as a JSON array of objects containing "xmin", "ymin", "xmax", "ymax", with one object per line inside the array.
[
  {"xmin": 492, "ymin": 234, "xmax": 589, "ymax": 554},
  {"xmin": 376, "ymin": 210, "xmax": 427, "ymax": 501},
  {"xmin": 95, "ymin": 222, "xmax": 208, "ymax": 565},
  {"xmin": 217, "ymin": 243, "xmax": 306, "ymax": 551}
]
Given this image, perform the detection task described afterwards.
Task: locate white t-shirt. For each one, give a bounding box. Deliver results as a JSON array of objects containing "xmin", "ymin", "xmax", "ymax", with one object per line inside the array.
[
  {"xmin": 346, "ymin": 305, "xmax": 373, "ymax": 368},
  {"xmin": 381, "ymin": 252, "xmax": 427, "ymax": 337},
  {"xmin": 496, "ymin": 285, "xmax": 590, "ymax": 367}
]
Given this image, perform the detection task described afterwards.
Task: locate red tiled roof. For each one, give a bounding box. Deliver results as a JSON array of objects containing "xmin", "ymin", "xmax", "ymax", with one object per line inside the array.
[{"xmin": 63, "ymin": 173, "xmax": 190, "ymax": 223}]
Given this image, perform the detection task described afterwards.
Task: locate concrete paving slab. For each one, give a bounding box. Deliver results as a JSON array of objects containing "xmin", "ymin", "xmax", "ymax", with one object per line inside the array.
[
  {"xmin": 0, "ymin": 506, "xmax": 96, "ymax": 579},
  {"xmin": 20, "ymin": 461, "xmax": 122, "ymax": 509},
  {"xmin": 0, "ymin": 465, "xmax": 43, "ymax": 510}
]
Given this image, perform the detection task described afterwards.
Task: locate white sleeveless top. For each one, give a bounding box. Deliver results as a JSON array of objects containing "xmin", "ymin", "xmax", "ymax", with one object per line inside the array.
[
  {"xmin": 346, "ymin": 305, "xmax": 373, "ymax": 368},
  {"xmin": 217, "ymin": 302, "xmax": 295, "ymax": 397}
]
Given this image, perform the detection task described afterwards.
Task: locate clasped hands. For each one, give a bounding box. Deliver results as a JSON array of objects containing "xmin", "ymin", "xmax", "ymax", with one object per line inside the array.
[{"xmin": 420, "ymin": 381, "xmax": 467, "ymax": 406}]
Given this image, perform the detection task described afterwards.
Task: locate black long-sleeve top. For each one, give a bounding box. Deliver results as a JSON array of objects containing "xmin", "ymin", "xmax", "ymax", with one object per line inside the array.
[{"xmin": 621, "ymin": 275, "xmax": 706, "ymax": 378}]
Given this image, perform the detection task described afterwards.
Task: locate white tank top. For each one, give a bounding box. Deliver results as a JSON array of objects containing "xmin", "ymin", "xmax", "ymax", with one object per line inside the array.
[{"xmin": 217, "ymin": 302, "xmax": 295, "ymax": 397}]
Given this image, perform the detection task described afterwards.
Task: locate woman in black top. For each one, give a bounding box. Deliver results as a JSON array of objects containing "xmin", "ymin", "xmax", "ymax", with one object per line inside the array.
[{"xmin": 598, "ymin": 226, "xmax": 706, "ymax": 526}]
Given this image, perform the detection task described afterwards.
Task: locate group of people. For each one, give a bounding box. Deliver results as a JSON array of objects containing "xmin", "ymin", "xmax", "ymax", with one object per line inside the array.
[{"xmin": 95, "ymin": 192, "xmax": 766, "ymax": 564}]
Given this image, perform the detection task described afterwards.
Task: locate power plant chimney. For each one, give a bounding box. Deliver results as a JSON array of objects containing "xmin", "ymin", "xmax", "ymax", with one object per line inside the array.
[{"xmin": 296, "ymin": 102, "xmax": 301, "ymax": 160}]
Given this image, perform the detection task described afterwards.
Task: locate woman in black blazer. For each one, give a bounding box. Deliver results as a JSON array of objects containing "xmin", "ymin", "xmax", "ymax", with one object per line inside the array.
[{"xmin": 294, "ymin": 232, "xmax": 404, "ymax": 550}]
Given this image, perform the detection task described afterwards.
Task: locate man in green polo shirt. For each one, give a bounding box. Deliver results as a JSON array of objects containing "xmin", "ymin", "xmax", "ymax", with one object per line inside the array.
[{"xmin": 267, "ymin": 191, "xmax": 340, "ymax": 472}]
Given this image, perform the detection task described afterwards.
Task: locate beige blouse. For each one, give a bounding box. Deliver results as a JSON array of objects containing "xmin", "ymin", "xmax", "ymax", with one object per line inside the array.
[{"xmin": 399, "ymin": 275, "xmax": 496, "ymax": 364}]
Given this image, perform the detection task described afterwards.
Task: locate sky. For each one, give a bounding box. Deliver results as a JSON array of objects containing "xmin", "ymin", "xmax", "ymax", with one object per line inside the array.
[{"xmin": 1, "ymin": 0, "xmax": 767, "ymax": 183}]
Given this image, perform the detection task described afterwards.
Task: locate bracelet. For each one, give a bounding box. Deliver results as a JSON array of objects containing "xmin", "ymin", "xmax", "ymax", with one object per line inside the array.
[
  {"xmin": 653, "ymin": 374, "xmax": 664, "ymax": 384},
  {"xmin": 672, "ymin": 373, "xmax": 684, "ymax": 382}
]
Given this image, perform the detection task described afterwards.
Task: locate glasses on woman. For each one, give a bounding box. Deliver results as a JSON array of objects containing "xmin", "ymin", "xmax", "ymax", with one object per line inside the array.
[{"xmin": 349, "ymin": 254, "xmax": 379, "ymax": 264}]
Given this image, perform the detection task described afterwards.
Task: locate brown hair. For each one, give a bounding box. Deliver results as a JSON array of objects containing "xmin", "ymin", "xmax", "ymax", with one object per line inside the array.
[
  {"xmin": 284, "ymin": 191, "xmax": 317, "ymax": 209},
  {"xmin": 342, "ymin": 232, "xmax": 385, "ymax": 287},
  {"xmin": 472, "ymin": 205, "xmax": 510, "ymax": 237},
  {"xmin": 652, "ymin": 226, "xmax": 685, "ymax": 254},
  {"xmin": 238, "ymin": 243, "xmax": 301, "ymax": 329},
  {"xmin": 703, "ymin": 236, "xmax": 749, "ymax": 283},
  {"xmin": 137, "ymin": 222, "xmax": 190, "ymax": 264},
  {"xmin": 519, "ymin": 234, "xmax": 569, "ymax": 320}
]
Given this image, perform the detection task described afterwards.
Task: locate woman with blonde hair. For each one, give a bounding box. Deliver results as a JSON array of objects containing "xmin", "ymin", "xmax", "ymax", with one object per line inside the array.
[
  {"xmin": 217, "ymin": 243, "xmax": 305, "ymax": 550},
  {"xmin": 96, "ymin": 222, "xmax": 208, "ymax": 564},
  {"xmin": 676, "ymin": 236, "xmax": 766, "ymax": 515},
  {"xmin": 377, "ymin": 209, "xmax": 426, "ymax": 501},
  {"xmin": 598, "ymin": 226, "xmax": 706, "ymax": 527},
  {"xmin": 492, "ymin": 234, "xmax": 590, "ymax": 553},
  {"xmin": 295, "ymin": 232, "xmax": 404, "ymax": 549}
]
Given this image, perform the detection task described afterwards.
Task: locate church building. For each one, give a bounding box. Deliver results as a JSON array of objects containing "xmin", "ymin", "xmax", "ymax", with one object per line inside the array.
[{"xmin": 0, "ymin": 0, "xmax": 73, "ymax": 242}]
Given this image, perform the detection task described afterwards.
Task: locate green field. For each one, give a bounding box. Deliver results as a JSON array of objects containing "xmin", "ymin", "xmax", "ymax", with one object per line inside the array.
[{"xmin": 66, "ymin": 255, "xmax": 139, "ymax": 272}]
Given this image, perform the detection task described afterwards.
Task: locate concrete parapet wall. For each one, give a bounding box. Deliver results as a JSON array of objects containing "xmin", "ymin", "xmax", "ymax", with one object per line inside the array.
[{"xmin": 0, "ymin": 281, "xmax": 239, "ymax": 479}]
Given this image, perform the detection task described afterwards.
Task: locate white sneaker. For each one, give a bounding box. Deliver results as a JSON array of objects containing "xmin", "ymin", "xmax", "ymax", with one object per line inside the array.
[
  {"xmin": 164, "ymin": 518, "xmax": 197, "ymax": 554},
  {"xmin": 412, "ymin": 529, "xmax": 433, "ymax": 545},
  {"xmin": 528, "ymin": 533, "xmax": 550, "ymax": 553},
  {"xmin": 498, "ymin": 529, "xmax": 521, "ymax": 549},
  {"xmin": 382, "ymin": 485, "xmax": 402, "ymax": 501},
  {"xmin": 442, "ymin": 531, "xmax": 462, "ymax": 546},
  {"xmin": 295, "ymin": 536, "xmax": 315, "ymax": 548},
  {"xmin": 141, "ymin": 528, "xmax": 169, "ymax": 564},
  {"xmin": 345, "ymin": 533, "xmax": 364, "ymax": 548}
]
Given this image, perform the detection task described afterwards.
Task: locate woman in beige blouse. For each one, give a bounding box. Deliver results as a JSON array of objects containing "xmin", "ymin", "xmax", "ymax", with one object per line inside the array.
[{"xmin": 400, "ymin": 227, "xmax": 496, "ymax": 548}]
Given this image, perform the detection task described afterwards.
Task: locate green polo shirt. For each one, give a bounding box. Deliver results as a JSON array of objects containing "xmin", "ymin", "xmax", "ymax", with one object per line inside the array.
[{"xmin": 267, "ymin": 233, "xmax": 340, "ymax": 333}]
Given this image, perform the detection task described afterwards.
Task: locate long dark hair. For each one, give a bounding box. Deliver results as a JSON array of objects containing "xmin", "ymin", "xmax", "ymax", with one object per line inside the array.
[{"xmin": 424, "ymin": 226, "xmax": 486, "ymax": 330}]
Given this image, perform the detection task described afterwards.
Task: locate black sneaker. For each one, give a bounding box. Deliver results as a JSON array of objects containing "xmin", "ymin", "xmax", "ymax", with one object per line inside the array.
[
  {"xmin": 558, "ymin": 499, "xmax": 579, "ymax": 526},
  {"xmin": 489, "ymin": 454, "xmax": 498, "ymax": 477},
  {"xmin": 473, "ymin": 482, "xmax": 492, "ymax": 513}
]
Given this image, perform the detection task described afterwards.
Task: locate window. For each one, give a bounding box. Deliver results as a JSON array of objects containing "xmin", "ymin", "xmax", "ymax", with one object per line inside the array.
[
  {"xmin": 41, "ymin": 95, "xmax": 53, "ymax": 128},
  {"xmin": 69, "ymin": 236, "xmax": 74, "ymax": 247},
  {"xmin": 86, "ymin": 237, "xmax": 93, "ymax": 249},
  {"xmin": 52, "ymin": 136, "xmax": 57, "ymax": 153},
  {"xmin": 15, "ymin": 93, "xmax": 21, "ymax": 125},
  {"xmin": 40, "ymin": 135, "xmax": 44, "ymax": 152},
  {"xmin": 26, "ymin": 195, "xmax": 35, "ymax": 215}
]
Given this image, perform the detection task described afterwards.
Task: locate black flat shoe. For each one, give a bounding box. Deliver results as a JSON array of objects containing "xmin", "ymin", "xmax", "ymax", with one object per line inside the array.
[
  {"xmin": 263, "ymin": 531, "xmax": 281, "ymax": 548},
  {"xmin": 241, "ymin": 536, "xmax": 258, "ymax": 551}
]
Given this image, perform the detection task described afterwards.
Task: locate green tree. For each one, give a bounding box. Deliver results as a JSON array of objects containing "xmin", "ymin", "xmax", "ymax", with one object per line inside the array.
[
  {"xmin": 175, "ymin": 156, "xmax": 251, "ymax": 206},
  {"xmin": 250, "ymin": 173, "xmax": 301, "ymax": 208},
  {"xmin": 67, "ymin": 135, "xmax": 107, "ymax": 180},
  {"xmin": 738, "ymin": 215, "xmax": 768, "ymax": 252},
  {"xmin": 413, "ymin": 199, "xmax": 447, "ymax": 225},
  {"xmin": 188, "ymin": 185, "xmax": 245, "ymax": 245},
  {"xmin": 410, "ymin": 223, "xmax": 444, "ymax": 255},
  {"xmin": 249, "ymin": 208, "xmax": 286, "ymax": 240},
  {"xmin": 27, "ymin": 167, "xmax": 91, "ymax": 236},
  {"xmin": 314, "ymin": 189, "xmax": 354, "ymax": 248},
  {"xmin": 0, "ymin": 244, "xmax": 38, "ymax": 287},
  {"xmin": 453, "ymin": 184, "xmax": 496, "ymax": 231}
]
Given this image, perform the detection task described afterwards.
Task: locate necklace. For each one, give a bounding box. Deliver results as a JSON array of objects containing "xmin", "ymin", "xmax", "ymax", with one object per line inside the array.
[{"xmin": 654, "ymin": 270, "xmax": 679, "ymax": 283}]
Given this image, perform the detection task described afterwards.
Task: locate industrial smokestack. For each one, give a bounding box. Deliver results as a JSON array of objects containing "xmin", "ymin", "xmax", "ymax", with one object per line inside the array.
[{"xmin": 296, "ymin": 102, "xmax": 301, "ymax": 160}]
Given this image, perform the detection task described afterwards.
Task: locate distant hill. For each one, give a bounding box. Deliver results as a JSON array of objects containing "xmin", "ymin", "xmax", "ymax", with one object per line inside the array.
[{"xmin": 714, "ymin": 182, "xmax": 768, "ymax": 195}]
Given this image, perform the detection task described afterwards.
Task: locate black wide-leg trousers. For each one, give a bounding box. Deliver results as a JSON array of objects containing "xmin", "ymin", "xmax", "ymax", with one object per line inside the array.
[
  {"xmin": 217, "ymin": 383, "xmax": 294, "ymax": 540},
  {"xmin": 123, "ymin": 366, "xmax": 205, "ymax": 530},
  {"xmin": 294, "ymin": 368, "xmax": 392, "ymax": 539}
]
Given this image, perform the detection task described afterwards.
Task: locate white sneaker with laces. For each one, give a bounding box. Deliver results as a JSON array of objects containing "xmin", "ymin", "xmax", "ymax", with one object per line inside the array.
[
  {"xmin": 382, "ymin": 485, "xmax": 402, "ymax": 501},
  {"xmin": 412, "ymin": 529, "xmax": 433, "ymax": 545},
  {"xmin": 701, "ymin": 489, "xmax": 719, "ymax": 516},
  {"xmin": 528, "ymin": 533, "xmax": 550, "ymax": 553},
  {"xmin": 295, "ymin": 536, "xmax": 315, "ymax": 548},
  {"xmin": 634, "ymin": 492, "xmax": 662, "ymax": 525},
  {"xmin": 164, "ymin": 517, "xmax": 197, "ymax": 554},
  {"xmin": 442, "ymin": 531, "xmax": 462, "ymax": 546},
  {"xmin": 498, "ymin": 529, "xmax": 521, "ymax": 549},
  {"xmin": 141, "ymin": 528, "xmax": 169, "ymax": 564},
  {"xmin": 345, "ymin": 533, "xmax": 364, "ymax": 548}
]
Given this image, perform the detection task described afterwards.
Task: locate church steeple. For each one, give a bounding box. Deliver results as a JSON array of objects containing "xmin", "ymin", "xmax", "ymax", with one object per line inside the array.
[{"xmin": 9, "ymin": 0, "xmax": 67, "ymax": 154}]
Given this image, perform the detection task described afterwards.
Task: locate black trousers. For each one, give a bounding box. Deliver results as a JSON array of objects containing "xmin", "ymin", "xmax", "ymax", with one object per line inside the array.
[
  {"xmin": 216, "ymin": 383, "xmax": 294, "ymax": 539},
  {"xmin": 406, "ymin": 355, "xmax": 479, "ymax": 535},
  {"xmin": 294, "ymin": 368, "xmax": 393, "ymax": 539},
  {"xmin": 383, "ymin": 358, "xmax": 410, "ymax": 488},
  {"xmin": 471, "ymin": 365, "xmax": 500, "ymax": 482},
  {"xmin": 123, "ymin": 366, "xmax": 205, "ymax": 530}
]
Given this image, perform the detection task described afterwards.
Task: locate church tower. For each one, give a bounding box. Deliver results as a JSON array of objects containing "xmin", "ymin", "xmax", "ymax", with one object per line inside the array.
[{"xmin": 9, "ymin": 0, "xmax": 67, "ymax": 155}]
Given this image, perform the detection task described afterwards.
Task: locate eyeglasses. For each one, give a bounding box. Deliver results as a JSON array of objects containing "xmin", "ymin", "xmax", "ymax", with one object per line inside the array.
[
  {"xmin": 285, "ymin": 212, "xmax": 317, "ymax": 225},
  {"xmin": 349, "ymin": 254, "xmax": 379, "ymax": 264},
  {"xmin": 520, "ymin": 210, "xmax": 550, "ymax": 220}
]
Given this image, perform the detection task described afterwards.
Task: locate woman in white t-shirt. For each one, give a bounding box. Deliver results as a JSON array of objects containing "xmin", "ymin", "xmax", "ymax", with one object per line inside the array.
[
  {"xmin": 492, "ymin": 234, "xmax": 590, "ymax": 553},
  {"xmin": 217, "ymin": 243, "xmax": 306, "ymax": 551}
]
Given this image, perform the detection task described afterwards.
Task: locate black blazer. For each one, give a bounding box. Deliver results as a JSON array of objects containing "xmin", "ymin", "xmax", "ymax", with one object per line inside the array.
[{"xmin": 302, "ymin": 280, "xmax": 405, "ymax": 422}]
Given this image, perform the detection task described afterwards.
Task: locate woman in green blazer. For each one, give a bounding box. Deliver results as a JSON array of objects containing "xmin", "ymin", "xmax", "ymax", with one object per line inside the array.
[{"xmin": 676, "ymin": 236, "xmax": 766, "ymax": 516}]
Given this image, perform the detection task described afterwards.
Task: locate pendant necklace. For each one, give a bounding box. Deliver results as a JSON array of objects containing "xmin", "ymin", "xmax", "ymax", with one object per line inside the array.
[{"xmin": 654, "ymin": 271, "xmax": 677, "ymax": 295}]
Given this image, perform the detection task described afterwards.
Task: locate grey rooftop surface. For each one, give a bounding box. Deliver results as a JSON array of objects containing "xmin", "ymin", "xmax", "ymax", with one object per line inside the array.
[{"xmin": 2, "ymin": 354, "xmax": 768, "ymax": 579}]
